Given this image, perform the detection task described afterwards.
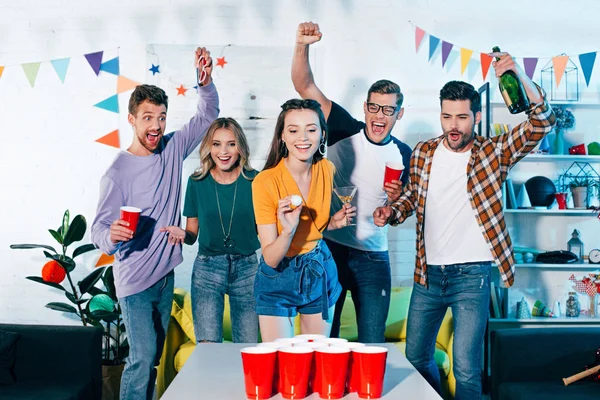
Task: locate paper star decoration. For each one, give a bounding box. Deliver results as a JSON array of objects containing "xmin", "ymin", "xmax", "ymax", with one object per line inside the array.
[
  {"xmin": 216, "ymin": 57, "xmax": 227, "ymax": 68},
  {"xmin": 149, "ymin": 64, "xmax": 160, "ymax": 75},
  {"xmin": 176, "ymin": 84, "xmax": 188, "ymax": 96}
]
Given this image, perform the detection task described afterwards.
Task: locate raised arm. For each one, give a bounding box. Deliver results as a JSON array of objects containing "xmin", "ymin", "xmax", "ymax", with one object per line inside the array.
[{"xmin": 292, "ymin": 22, "xmax": 332, "ymax": 120}]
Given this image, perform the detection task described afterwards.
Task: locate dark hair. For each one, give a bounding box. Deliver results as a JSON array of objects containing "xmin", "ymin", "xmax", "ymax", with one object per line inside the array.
[
  {"xmin": 263, "ymin": 99, "xmax": 327, "ymax": 170},
  {"xmin": 439, "ymin": 81, "xmax": 481, "ymax": 114},
  {"xmin": 128, "ymin": 84, "xmax": 169, "ymax": 115},
  {"xmin": 367, "ymin": 79, "xmax": 404, "ymax": 108}
]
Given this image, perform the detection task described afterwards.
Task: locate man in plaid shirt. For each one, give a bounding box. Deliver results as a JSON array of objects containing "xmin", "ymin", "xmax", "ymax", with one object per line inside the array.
[{"xmin": 374, "ymin": 52, "xmax": 555, "ymax": 399}]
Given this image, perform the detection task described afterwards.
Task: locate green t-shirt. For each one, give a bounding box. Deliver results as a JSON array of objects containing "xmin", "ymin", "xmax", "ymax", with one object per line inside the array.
[{"xmin": 183, "ymin": 170, "xmax": 260, "ymax": 256}]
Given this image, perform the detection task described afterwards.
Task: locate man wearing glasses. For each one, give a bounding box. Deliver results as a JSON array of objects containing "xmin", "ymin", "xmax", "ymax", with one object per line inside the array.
[{"xmin": 291, "ymin": 21, "xmax": 412, "ymax": 343}]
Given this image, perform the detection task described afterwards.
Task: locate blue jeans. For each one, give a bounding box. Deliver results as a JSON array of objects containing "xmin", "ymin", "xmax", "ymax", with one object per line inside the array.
[
  {"xmin": 326, "ymin": 239, "xmax": 392, "ymax": 343},
  {"xmin": 119, "ymin": 270, "xmax": 174, "ymax": 400},
  {"xmin": 191, "ymin": 253, "xmax": 259, "ymax": 343},
  {"xmin": 406, "ymin": 262, "xmax": 491, "ymax": 400}
]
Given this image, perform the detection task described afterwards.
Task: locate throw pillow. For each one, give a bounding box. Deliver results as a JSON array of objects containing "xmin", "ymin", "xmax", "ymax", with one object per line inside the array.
[{"xmin": 0, "ymin": 330, "xmax": 20, "ymax": 385}]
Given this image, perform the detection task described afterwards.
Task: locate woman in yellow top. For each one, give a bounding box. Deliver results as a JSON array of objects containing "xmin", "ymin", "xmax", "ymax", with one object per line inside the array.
[{"xmin": 252, "ymin": 99, "xmax": 356, "ymax": 341}]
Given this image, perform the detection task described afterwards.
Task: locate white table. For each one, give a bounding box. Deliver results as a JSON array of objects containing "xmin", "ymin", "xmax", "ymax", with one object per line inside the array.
[{"xmin": 161, "ymin": 343, "xmax": 442, "ymax": 399}]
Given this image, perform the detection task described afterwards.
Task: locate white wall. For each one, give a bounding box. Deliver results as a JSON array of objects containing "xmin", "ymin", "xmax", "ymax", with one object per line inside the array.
[{"xmin": 2, "ymin": 0, "xmax": 600, "ymax": 325}]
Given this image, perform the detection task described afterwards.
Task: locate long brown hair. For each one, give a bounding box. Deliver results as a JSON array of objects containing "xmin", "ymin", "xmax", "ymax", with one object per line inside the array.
[
  {"xmin": 263, "ymin": 99, "xmax": 327, "ymax": 171},
  {"xmin": 191, "ymin": 117, "xmax": 254, "ymax": 180}
]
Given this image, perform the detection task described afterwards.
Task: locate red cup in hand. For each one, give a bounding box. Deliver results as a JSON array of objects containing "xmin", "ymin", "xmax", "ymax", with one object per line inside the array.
[
  {"xmin": 120, "ymin": 206, "xmax": 141, "ymax": 233},
  {"xmin": 351, "ymin": 346, "xmax": 388, "ymax": 399},
  {"xmin": 277, "ymin": 346, "xmax": 314, "ymax": 399},
  {"xmin": 313, "ymin": 346, "xmax": 351, "ymax": 399},
  {"xmin": 383, "ymin": 161, "xmax": 404, "ymax": 186},
  {"xmin": 240, "ymin": 346, "xmax": 277, "ymax": 400}
]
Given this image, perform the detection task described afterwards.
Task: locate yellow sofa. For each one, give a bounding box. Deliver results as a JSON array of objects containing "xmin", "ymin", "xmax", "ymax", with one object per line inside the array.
[{"xmin": 157, "ymin": 287, "xmax": 456, "ymax": 399}]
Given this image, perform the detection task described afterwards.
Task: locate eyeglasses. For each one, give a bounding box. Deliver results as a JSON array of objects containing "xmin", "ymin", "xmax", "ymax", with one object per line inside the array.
[{"xmin": 366, "ymin": 102, "xmax": 398, "ymax": 116}]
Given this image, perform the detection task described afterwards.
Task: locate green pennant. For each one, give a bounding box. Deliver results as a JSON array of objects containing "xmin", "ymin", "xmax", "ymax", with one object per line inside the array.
[{"xmin": 22, "ymin": 62, "xmax": 41, "ymax": 88}]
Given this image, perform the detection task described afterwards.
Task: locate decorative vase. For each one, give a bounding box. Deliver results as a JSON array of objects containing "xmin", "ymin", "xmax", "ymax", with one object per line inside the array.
[
  {"xmin": 565, "ymin": 292, "xmax": 580, "ymax": 317},
  {"xmin": 554, "ymin": 129, "xmax": 565, "ymax": 155}
]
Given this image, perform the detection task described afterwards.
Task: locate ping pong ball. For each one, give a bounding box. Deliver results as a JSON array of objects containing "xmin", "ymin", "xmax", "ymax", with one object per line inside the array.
[{"xmin": 291, "ymin": 195, "xmax": 302, "ymax": 208}]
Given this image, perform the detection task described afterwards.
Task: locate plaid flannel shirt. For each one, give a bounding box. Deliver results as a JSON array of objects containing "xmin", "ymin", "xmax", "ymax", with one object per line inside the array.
[{"xmin": 390, "ymin": 93, "xmax": 555, "ymax": 288}]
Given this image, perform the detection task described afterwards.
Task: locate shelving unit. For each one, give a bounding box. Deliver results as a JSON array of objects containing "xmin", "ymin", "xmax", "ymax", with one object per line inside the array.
[
  {"xmin": 515, "ymin": 262, "xmax": 599, "ymax": 269},
  {"xmin": 504, "ymin": 209, "xmax": 595, "ymax": 215},
  {"xmin": 489, "ymin": 316, "xmax": 600, "ymax": 324}
]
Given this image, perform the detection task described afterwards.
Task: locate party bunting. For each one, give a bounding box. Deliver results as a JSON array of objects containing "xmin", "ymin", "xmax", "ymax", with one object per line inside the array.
[
  {"xmin": 523, "ymin": 58, "xmax": 538, "ymax": 80},
  {"xmin": 415, "ymin": 27, "xmax": 426, "ymax": 52},
  {"xmin": 117, "ymin": 76, "xmax": 140, "ymax": 94},
  {"xmin": 100, "ymin": 57, "xmax": 120, "ymax": 76},
  {"xmin": 428, "ymin": 35, "xmax": 440, "ymax": 61},
  {"xmin": 460, "ymin": 48, "xmax": 473, "ymax": 75},
  {"xmin": 85, "ymin": 51, "xmax": 104, "ymax": 76},
  {"xmin": 95, "ymin": 130, "xmax": 120, "ymax": 148},
  {"xmin": 22, "ymin": 62, "xmax": 41, "ymax": 88},
  {"xmin": 51, "ymin": 58, "xmax": 70, "ymax": 83},
  {"xmin": 579, "ymin": 51, "xmax": 597, "ymax": 87},
  {"xmin": 95, "ymin": 253, "xmax": 115, "ymax": 267},
  {"xmin": 480, "ymin": 53, "xmax": 493, "ymax": 81},
  {"xmin": 0, "ymin": 66, "xmax": 4, "ymax": 80},
  {"xmin": 94, "ymin": 95, "xmax": 119, "ymax": 113},
  {"xmin": 441, "ymin": 41, "xmax": 453, "ymax": 67},
  {"xmin": 552, "ymin": 55, "xmax": 569, "ymax": 87}
]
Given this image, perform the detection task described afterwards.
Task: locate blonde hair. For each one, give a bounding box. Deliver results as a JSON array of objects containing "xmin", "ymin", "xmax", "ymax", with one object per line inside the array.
[{"xmin": 191, "ymin": 117, "xmax": 254, "ymax": 180}]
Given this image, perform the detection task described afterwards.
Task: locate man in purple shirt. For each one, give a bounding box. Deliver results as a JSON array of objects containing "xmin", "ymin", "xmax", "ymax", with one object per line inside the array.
[{"xmin": 91, "ymin": 47, "xmax": 219, "ymax": 400}]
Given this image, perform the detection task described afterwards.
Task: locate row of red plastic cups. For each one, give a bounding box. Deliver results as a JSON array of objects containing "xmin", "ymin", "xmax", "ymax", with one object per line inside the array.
[{"xmin": 241, "ymin": 336, "xmax": 388, "ymax": 399}]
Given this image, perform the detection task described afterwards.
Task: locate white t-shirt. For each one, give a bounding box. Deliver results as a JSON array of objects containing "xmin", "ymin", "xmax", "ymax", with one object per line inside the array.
[
  {"xmin": 424, "ymin": 140, "xmax": 494, "ymax": 265},
  {"xmin": 323, "ymin": 102, "xmax": 412, "ymax": 252}
]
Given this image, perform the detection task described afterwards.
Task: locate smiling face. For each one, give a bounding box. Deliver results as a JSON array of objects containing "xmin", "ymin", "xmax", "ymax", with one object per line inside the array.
[
  {"xmin": 363, "ymin": 92, "xmax": 404, "ymax": 143},
  {"xmin": 282, "ymin": 109, "xmax": 323, "ymax": 163},
  {"xmin": 210, "ymin": 127, "xmax": 240, "ymax": 172},
  {"xmin": 128, "ymin": 100, "xmax": 167, "ymax": 156},
  {"xmin": 440, "ymin": 99, "xmax": 481, "ymax": 152}
]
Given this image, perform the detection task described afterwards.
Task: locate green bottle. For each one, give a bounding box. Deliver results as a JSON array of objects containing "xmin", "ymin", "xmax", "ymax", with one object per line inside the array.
[{"xmin": 492, "ymin": 46, "xmax": 530, "ymax": 114}]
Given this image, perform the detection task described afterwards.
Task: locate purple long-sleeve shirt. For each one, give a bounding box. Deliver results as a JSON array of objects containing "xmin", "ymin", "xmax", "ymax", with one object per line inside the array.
[{"xmin": 91, "ymin": 83, "xmax": 219, "ymax": 298}]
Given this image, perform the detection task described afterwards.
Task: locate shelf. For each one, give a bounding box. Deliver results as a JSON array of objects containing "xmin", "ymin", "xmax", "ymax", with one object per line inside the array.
[
  {"xmin": 491, "ymin": 101, "xmax": 600, "ymax": 107},
  {"xmin": 520, "ymin": 154, "xmax": 600, "ymax": 163},
  {"xmin": 489, "ymin": 316, "xmax": 600, "ymax": 324},
  {"xmin": 504, "ymin": 209, "xmax": 596, "ymax": 216},
  {"xmin": 515, "ymin": 262, "xmax": 600, "ymax": 269}
]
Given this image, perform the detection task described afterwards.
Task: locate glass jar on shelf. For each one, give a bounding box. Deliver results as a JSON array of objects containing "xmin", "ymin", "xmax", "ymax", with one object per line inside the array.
[{"xmin": 565, "ymin": 292, "xmax": 581, "ymax": 317}]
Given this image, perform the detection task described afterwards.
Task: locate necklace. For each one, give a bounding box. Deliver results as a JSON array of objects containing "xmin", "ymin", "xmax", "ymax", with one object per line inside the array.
[{"xmin": 214, "ymin": 177, "xmax": 238, "ymax": 249}]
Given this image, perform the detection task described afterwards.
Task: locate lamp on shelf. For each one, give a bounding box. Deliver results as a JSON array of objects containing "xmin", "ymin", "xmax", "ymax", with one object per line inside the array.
[{"xmin": 567, "ymin": 229, "xmax": 584, "ymax": 263}]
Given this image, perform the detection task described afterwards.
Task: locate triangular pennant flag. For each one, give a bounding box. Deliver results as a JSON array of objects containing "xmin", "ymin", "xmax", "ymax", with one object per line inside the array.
[
  {"xmin": 95, "ymin": 130, "xmax": 120, "ymax": 148},
  {"xmin": 22, "ymin": 62, "xmax": 41, "ymax": 88},
  {"xmin": 100, "ymin": 57, "xmax": 120, "ymax": 76},
  {"xmin": 85, "ymin": 51, "xmax": 104, "ymax": 76},
  {"xmin": 428, "ymin": 35, "xmax": 440, "ymax": 61},
  {"xmin": 552, "ymin": 55, "xmax": 569, "ymax": 87},
  {"xmin": 95, "ymin": 253, "xmax": 115, "ymax": 267},
  {"xmin": 480, "ymin": 53, "xmax": 493, "ymax": 81},
  {"xmin": 460, "ymin": 48, "xmax": 473, "ymax": 75},
  {"xmin": 50, "ymin": 58, "xmax": 70, "ymax": 83},
  {"xmin": 523, "ymin": 58, "xmax": 538, "ymax": 80},
  {"xmin": 117, "ymin": 75, "xmax": 140, "ymax": 94},
  {"xmin": 579, "ymin": 52, "xmax": 597, "ymax": 87},
  {"xmin": 415, "ymin": 27, "xmax": 426, "ymax": 52},
  {"xmin": 441, "ymin": 41, "xmax": 453, "ymax": 67},
  {"xmin": 94, "ymin": 95, "xmax": 119, "ymax": 113},
  {"xmin": 0, "ymin": 66, "xmax": 4, "ymax": 80}
]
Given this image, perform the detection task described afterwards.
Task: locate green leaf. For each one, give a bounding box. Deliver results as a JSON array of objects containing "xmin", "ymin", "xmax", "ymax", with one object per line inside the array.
[
  {"xmin": 103, "ymin": 267, "xmax": 117, "ymax": 300},
  {"xmin": 10, "ymin": 244, "xmax": 57, "ymax": 253},
  {"xmin": 87, "ymin": 287, "xmax": 106, "ymax": 296},
  {"xmin": 62, "ymin": 210, "xmax": 70, "ymax": 241},
  {"xmin": 46, "ymin": 302, "xmax": 77, "ymax": 313},
  {"xmin": 46, "ymin": 254, "xmax": 75, "ymax": 273},
  {"xmin": 65, "ymin": 291, "xmax": 78, "ymax": 304},
  {"xmin": 26, "ymin": 276, "xmax": 66, "ymax": 291},
  {"xmin": 73, "ymin": 243, "xmax": 97, "ymax": 259},
  {"xmin": 88, "ymin": 318, "xmax": 103, "ymax": 328},
  {"xmin": 78, "ymin": 267, "xmax": 105, "ymax": 295},
  {"xmin": 63, "ymin": 215, "xmax": 86, "ymax": 247},
  {"xmin": 48, "ymin": 229, "xmax": 63, "ymax": 245},
  {"xmin": 90, "ymin": 310, "xmax": 119, "ymax": 323}
]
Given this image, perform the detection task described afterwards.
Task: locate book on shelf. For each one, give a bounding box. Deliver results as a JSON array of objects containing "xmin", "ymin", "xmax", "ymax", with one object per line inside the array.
[
  {"xmin": 490, "ymin": 281, "xmax": 502, "ymax": 318},
  {"xmin": 505, "ymin": 179, "xmax": 517, "ymax": 210}
]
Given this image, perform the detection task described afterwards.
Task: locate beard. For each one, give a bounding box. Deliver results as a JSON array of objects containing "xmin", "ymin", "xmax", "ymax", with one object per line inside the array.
[{"xmin": 444, "ymin": 128, "xmax": 475, "ymax": 152}]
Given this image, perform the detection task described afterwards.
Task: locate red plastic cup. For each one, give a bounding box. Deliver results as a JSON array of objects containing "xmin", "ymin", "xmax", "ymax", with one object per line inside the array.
[
  {"xmin": 316, "ymin": 338, "xmax": 348, "ymax": 347},
  {"xmin": 294, "ymin": 334, "xmax": 326, "ymax": 342},
  {"xmin": 257, "ymin": 342, "xmax": 287, "ymax": 395},
  {"xmin": 331, "ymin": 342, "xmax": 366, "ymax": 393},
  {"xmin": 555, "ymin": 193, "xmax": 568, "ymax": 210},
  {"xmin": 313, "ymin": 346, "xmax": 351, "ymax": 399},
  {"xmin": 277, "ymin": 346, "xmax": 314, "ymax": 399},
  {"xmin": 120, "ymin": 206, "xmax": 141, "ymax": 233},
  {"xmin": 240, "ymin": 346, "xmax": 277, "ymax": 400},
  {"xmin": 274, "ymin": 337, "xmax": 308, "ymax": 347},
  {"xmin": 383, "ymin": 161, "xmax": 404, "ymax": 186},
  {"xmin": 569, "ymin": 143, "xmax": 586, "ymax": 155},
  {"xmin": 351, "ymin": 346, "xmax": 388, "ymax": 399}
]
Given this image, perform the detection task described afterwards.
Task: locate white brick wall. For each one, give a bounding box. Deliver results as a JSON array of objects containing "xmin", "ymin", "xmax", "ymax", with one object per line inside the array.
[{"xmin": 2, "ymin": 0, "xmax": 600, "ymax": 324}]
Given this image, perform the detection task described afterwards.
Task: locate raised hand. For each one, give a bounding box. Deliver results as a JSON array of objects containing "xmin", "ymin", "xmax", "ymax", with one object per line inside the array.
[
  {"xmin": 296, "ymin": 21, "xmax": 323, "ymax": 46},
  {"xmin": 159, "ymin": 226, "xmax": 186, "ymax": 245},
  {"xmin": 277, "ymin": 196, "xmax": 303, "ymax": 237},
  {"xmin": 490, "ymin": 51, "xmax": 523, "ymax": 79},
  {"xmin": 195, "ymin": 47, "xmax": 213, "ymax": 86},
  {"xmin": 373, "ymin": 205, "xmax": 393, "ymax": 227}
]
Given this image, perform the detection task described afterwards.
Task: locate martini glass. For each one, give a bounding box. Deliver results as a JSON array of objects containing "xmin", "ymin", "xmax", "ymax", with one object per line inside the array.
[{"xmin": 333, "ymin": 186, "xmax": 357, "ymax": 226}]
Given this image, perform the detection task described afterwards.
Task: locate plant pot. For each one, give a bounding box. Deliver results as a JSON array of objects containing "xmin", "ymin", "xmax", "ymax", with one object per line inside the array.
[
  {"xmin": 102, "ymin": 363, "xmax": 125, "ymax": 400},
  {"xmin": 570, "ymin": 186, "xmax": 588, "ymax": 209}
]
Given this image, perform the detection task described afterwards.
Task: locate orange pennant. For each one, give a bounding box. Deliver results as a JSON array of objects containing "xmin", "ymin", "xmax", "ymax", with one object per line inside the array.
[
  {"xmin": 95, "ymin": 253, "xmax": 115, "ymax": 267},
  {"xmin": 96, "ymin": 130, "xmax": 120, "ymax": 148},
  {"xmin": 552, "ymin": 55, "xmax": 569, "ymax": 87},
  {"xmin": 480, "ymin": 53, "xmax": 493, "ymax": 81},
  {"xmin": 460, "ymin": 48, "xmax": 474, "ymax": 75},
  {"xmin": 117, "ymin": 76, "xmax": 140, "ymax": 94},
  {"xmin": 0, "ymin": 66, "xmax": 4, "ymax": 79}
]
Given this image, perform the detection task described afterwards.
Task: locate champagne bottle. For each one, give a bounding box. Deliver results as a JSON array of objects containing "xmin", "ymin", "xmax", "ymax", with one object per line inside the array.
[{"xmin": 492, "ymin": 46, "xmax": 530, "ymax": 114}]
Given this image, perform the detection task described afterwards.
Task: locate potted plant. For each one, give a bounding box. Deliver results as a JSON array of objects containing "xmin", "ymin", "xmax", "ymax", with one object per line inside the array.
[
  {"xmin": 569, "ymin": 178, "xmax": 590, "ymax": 209},
  {"xmin": 10, "ymin": 210, "xmax": 127, "ymax": 400},
  {"xmin": 552, "ymin": 106, "xmax": 575, "ymax": 155}
]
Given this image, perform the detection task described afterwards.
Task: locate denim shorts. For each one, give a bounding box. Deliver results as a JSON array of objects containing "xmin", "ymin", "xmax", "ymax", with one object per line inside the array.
[{"xmin": 254, "ymin": 240, "xmax": 341, "ymax": 320}]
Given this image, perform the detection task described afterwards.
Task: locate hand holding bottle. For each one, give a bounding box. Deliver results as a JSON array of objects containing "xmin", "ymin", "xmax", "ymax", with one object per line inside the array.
[{"xmin": 490, "ymin": 51, "xmax": 523, "ymax": 79}]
